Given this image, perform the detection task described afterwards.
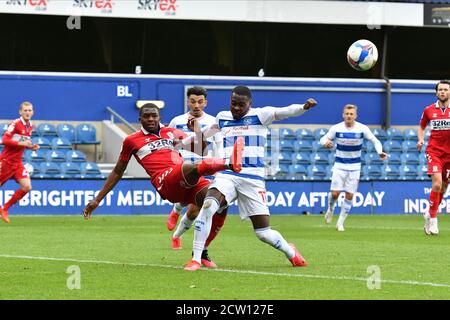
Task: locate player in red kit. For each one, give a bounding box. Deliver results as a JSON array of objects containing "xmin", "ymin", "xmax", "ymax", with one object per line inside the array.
[
  {"xmin": 83, "ymin": 103, "xmax": 243, "ymax": 224},
  {"xmin": 417, "ymin": 80, "xmax": 450, "ymax": 235},
  {"xmin": 0, "ymin": 102, "xmax": 39, "ymax": 223}
]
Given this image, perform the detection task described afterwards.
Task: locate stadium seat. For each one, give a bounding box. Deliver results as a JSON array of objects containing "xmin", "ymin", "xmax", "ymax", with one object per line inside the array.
[
  {"xmin": 57, "ymin": 123, "xmax": 77, "ymax": 143},
  {"xmin": 381, "ymin": 164, "xmax": 400, "ymax": 179},
  {"xmin": 362, "ymin": 164, "xmax": 382, "ymax": 179},
  {"xmin": 27, "ymin": 162, "xmax": 41, "ymax": 176},
  {"xmin": 417, "ymin": 164, "xmax": 429, "ymax": 178},
  {"xmin": 76, "ymin": 123, "xmax": 101, "ymax": 161},
  {"xmin": 46, "ymin": 150, "xmax": 67, "ymax": 163},
  {"xmin": 293, "ymin": 140, "xmax": 313, "ymax": 152},
  {"xmin": 288, "ymin": 164, "xmax": 307, "ymax": 180},
  {"xmin": 60, "ymin": 162, "xmax": 82, "ymax": 178},
  {"xmin": 364, "ymin": 152, "xmax": 384, "ymax": 165},
  {"xmin": 328, "ymin": 153, "xmax": 335, "ymax": 165},
  {"xmin": 25, "ymin": 149, "xmax": 47, "ymax": 162},
  {"xmin": 387, "ymin": 128, "xmax": 404, "ymax": 140},
  {"xmin": 400, "ymin": 153, "xmax": 420, "ymax": 165},
  {"xmin": 51, "ymin": 137, "xmax": 73, "ymax": 150},
  {"xmin": 0, "ymin": 123, "xmax": 8, "ymax": 137},
  {"xmin": 280, "ymin": 140, "xmax": 295, "ymax": 152},
  {"xmin": 32, "ymin": 137, "xmax": 51, "ymax": 149},
  {"xmin": 278, "ymin": 152, "xmax": 293, "ymax": 165},
  {"xmin": 312, "ymin": 141, "xmax": 331, "ymax": 152},
  {"xmin": 292, "ymin": 152, "xmax": 311, "ymax": 165},
  {"xmin": 37, "ymin": 123, "xmax": 58, "ymax": 137},
  {"xmin": 403, "ymin": 128, "xmax": 418, "ymax": 141},
  {"xmin": 383, "ymin": 140, "xmax": 402, "ymax": 153},
  {"xmin": 307, "ymin": 164, "xmax": 327, "ymax": 180},
  {"xmin": 310, "ymin": 152, "xmax": 329, "ymax": 165},
  {"xmin": 401, "ymin": 140, "xmax": 419, "ymax": 154},
  {"xmin": 295, "ymin": 128, "xmax": 314, "ymax": 141},
  {"xmin": 363, "ymin": 140, "xmax": 376, "ymax": 153},
  {"xmin": 387, "ymin": 152, "xmax": 402, "ymax": 165},
  {"xmin": 399, "ymin": 165, "xmax": 418, "ymax": 180},
  {"xmin": 40, "ymin": 162, "xmax": 61, "ymax": 175},
  {"xmin": 66, "ymin": 150, "xmax": 87, "ymax": 162},
  {"xmin": 80, "ymin": 162, "xmax": 102, "ymax": 177},
  {"xmin": 371, "ymin": 128, "xmax": 387, "ymax": 142},
  {"xmin": 314, "ymin": 128, "xmax": 328, "ymax": 140},
  {"xmin": 279, "ymin": 128, "xmax": 296, "ymax": 140},
  {"xmin": 325, "ymin": 165, "xmax": 334, "ymax": 179}
]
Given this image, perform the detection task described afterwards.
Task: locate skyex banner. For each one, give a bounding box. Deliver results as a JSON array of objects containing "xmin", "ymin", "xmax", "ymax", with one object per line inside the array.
[{"xmin": 0, "ymin": 179, "xmax": 443, "ymax": 215}]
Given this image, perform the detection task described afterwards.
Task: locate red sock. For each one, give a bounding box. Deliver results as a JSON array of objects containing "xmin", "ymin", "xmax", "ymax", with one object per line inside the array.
[
  {"xmin": 205, "ymin": 212, "xmax": 227, "ymax": 248},
  {"xmin": 197, "ymin": 158, "xmax": 226, "ymax": 176},
  {"xmin": 3, "ymin": 189, "xmax": 27, "ymax": 211},
  {"xmin": 429, "ymin": 190, "xmax": 440, "ymax": 218}
]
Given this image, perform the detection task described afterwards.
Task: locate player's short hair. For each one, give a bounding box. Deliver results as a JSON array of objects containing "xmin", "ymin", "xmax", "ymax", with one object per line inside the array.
[
  {"xmin": 20, "ymin": 101, "xmax": 33, "ymax": 110},
  {"xmin": 343, "ymin": 104, "xmax": 358, "ymax": 112},
  {"xmin": 232, "ymin": 86, "xmax": 252, "ymax": 99},
  {"xmin": 435, "ymin": 80, "xmax": 450, "ymax": 91},
  {"xmin": 187, "ymin": 86, "xmax": 207, "ymax": 98},
  {"xmin": 139, "ymin": 103, "xmax": 160, "ymax": 116}
]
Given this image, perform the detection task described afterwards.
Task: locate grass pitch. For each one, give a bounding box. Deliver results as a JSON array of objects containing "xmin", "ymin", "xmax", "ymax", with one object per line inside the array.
[{"xmin": 0, "ymin": 214, "xmax": 449, "ymax": 300}]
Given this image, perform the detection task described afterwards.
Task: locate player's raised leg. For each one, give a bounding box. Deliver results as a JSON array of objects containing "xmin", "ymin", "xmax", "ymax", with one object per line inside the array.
[
  {"xmin": 1, "ymin": 177, "xmax": 32, "ymax": 224},
  {"xmin": 171, "ymin": 204, "xmax": 199, "ymax": 250},
  {"xmin": 167, "ymin": 203, "xmax": 186, "ymax": 231}
]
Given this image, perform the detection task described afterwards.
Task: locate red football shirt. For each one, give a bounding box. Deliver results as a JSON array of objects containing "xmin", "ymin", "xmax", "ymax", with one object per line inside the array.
[
  {"xmin": 119, "ymin": 127, "xmax": 187, "ymax": 179},
  {"xmin": 0, "ymin": 117, "xmax": 33, "ymax": 166},
  {"xmin": 420, "ymin": 101, "xmax": 450, "ymax": 156}
]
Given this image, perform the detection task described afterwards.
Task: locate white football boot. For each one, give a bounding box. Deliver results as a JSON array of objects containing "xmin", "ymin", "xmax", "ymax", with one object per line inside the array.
[
  {"xmin": 429, "ymin": 217, "xmax": 439, "ymax": 235},
  {"xmin": 423, "ymin": 212, "xmax": 431, "ymax": 235},
  {"xmin": 324, "ymin": 209, "xmax": 334, "ymax": 224}
]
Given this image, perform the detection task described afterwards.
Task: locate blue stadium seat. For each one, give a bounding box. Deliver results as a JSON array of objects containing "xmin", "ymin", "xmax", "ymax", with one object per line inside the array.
[
  {"xmin": 307, "ymin": 164, "xmax": 327, "ymax": 180},
  {"xmin": 314, "ymin": 128, "xmax": 329, "ymax": 140},
  {"xmin": 81, "ymin": 162, "xmax": 102, "ymax": 177},
  {"xmin": 312, "ymin": 140, "xmax": 331, "ymax": 152},
  {"xmin": 37, "ymin": 123, "xmax": 58, "ymax": 137},
  {"xmin": 328, "ymin": 153, "xmax": 335, "ymax": 165},
  {"xmin": 40, "ymin": 162, "xmax": 61, "ymax": 175},
  {"xmin": 0, "ymin": 123, "xmax": 8, "ymax": 137},
  {"xmin": 280, "ymin": 140, "xmax": 295, "ymax": 152},
  {"xmin": 387, "ymin": 152, "xmax": 402, "ymax": 165},
  {"xmin": 325, "ymin": 165, "xmax": 334, "ymax": 179},
  {"xmin": 57, "ymin": 123, "xmax": 77, "ymax": 143},
  {"xmin": 76, "ymin": 123, "xmax": 100, "ymax": 144},
  {"xmin": 399, "ymin": 165, "xmax": 418, "ymax": 180},
  {"xmin": 419, "ymin": 154, "xmax": 428, "ymax": 165},
  {"xmin": 403, "ymin": 128, "xmax": 418, "ymax": 141},
  {"xmin": 278, "ymin": 152, "xmax": 293, "ymax": 165},
  {"xmin": 293, "ymin": 140, "xmax": 313, "ymax": 152},
  {"xmin": 287, "ymin": 164, "xmax": 307, "ymax": 180},
  {"xmin": 310, "ymin": 152, "xmax": 329, "ymax": 165},
  {"xmin": 60, "ymin": 162, "xmax": 82, "ymax": 178},
  {"xmin": 25, "ymin": 149, "xmax": 47, "ymax": 162},
  {"xmin": 27, "ymin": 162, "xmax": 41, "ymax": 176},
  {"xmin": 51, "ymin": 137, "xmax": 73, "ymax": 150},
  {"xmin": 387, "ymin": 128, "xmax": 404, "ymax": 140},
  {"xmin": 32, "ymin": 137, "xmax": 51, "ymax": 149},
  {"xmin": 364, "ymin": 152, "xmax": 384, "ymax": 165},
  {"xmin": 401, "ymin": 140, "xmax": 419, "ymax": 154},
  {"xmin": 381, "ymin": 164, "xmax": 400, "ymax": 179},
  {"xmin": 383, "ymin": 140, "xmax": 402, "ymax": 153},
  {"xmin": 291, "ymin": 152, "xmax": 311, "ymax": 165},
  {"xmin": 363, "ymin": 140, "xmax": 376, "ymax": 153},
  {"xmin": 46, "ymin": 150, "xmax": 67, "ymax": 163},
  {"xmin": 267, "ymin": 128, "xmax": 280, "ymax": 141},
  {"xmin": 66, "ymin": 150, "xmax": 87, "ymax": 162},
  {"xmin": 362, "ymin": 164, "xmax": 382, "ymax": 179},
  {"xmin": 279, "ymin": 128, "xmax": 296, "ymax": 140},
  {"xmin": 371, "ymin": 128, "xmax": 387, "ymax": 142},
  {"xmin": 400, "ymin": 153, "xmax": 420, "ymax": 165},
  {"xmin": 417, "ymin": 164, "xmax": 429, "ymax": 178},
  {"xmin": 295, "ymin": 128, "xmax": 314, "ymax": 141}
]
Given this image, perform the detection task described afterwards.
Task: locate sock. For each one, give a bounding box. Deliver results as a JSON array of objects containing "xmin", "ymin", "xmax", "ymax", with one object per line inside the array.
[
  {"xmin": 192, "ymin": 198, "xmax": 220, "ymax": 263},
  {"xmin": 337, "ymin": 199, "xmax": 352, "ymax": 226},
  {"xmin": 255, "ymin": 227, "xmax": 295, "ymax": 259},
  {"xmin": 197, "ymin": 158, "xmax": 226, "ymax": 176},
  {"xmin": 172, "ymin": 203, "xmax": 185, "ymax": 215},
  {"xmin": 204, "ymin": 212, "xmax": 227, "ymax": 249},
  {"xmin": 429, "ymin": 190, "xmax": 440, "ymax": 218},
  {"xmin": 3, "ymin": 189, "xmax": 27, "ymax": 211},
  {"xmin": 173, "ymin": 213, "xmax": 195, "ymax": 239},
  {"xmin": 328, "ymin": 194, "xmax": 337, "ymax": 214}
]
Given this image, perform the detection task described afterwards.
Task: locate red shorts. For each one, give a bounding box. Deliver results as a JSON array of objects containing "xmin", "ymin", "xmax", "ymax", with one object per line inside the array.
[
  {"xmin": 426, "ymin": 152, "xmax": 450, "ymax": 182},
  {"xmin": 151, "ymin": 164, "xmax": 210, "ymax": 205},
  {"xmin": 0, "ymin": 161, "xmax": 30, "ymax": 186}
]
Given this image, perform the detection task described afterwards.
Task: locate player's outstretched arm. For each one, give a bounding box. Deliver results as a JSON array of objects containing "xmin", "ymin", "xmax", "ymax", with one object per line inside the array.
[
  {"xmin": 273, "ymin": 98, "xmax": 318, "ymax": 120},
  {"xmin": 83, "ymin": 159, "xmax": 128, "ymax": 220}
]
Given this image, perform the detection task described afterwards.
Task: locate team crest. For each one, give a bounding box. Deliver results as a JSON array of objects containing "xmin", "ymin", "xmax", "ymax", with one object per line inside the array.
[
  {"xmin": 432, "ymin": 113, "xmax": 437, "ymax": 118},
  {"xmin": 243, "ymin": 117, "xmax": 252, "ymax": 125}
]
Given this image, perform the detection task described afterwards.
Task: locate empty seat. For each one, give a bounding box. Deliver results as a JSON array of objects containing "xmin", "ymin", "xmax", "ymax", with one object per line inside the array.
[
  {"xmin": 66, "ymin": 150, "xmax": 87, "ymax": 162},
  {"xmin": 289, "ymin": 164, "xmax": 307, "ymax": 175},
  {"xmin": 328, "ymin": 153, "xmax": 335, "ymax": 164},
  {"xmin": 310, "ymin": 152, "xmax": 329, "ymax": 165},
  {"xmin": 307, "ymin": 164, "xmax": 327, "ymax": 179},
  {"xmin": 25, "ymin": 149, "xmax": 47, "ymax": 162},
  {"xmin": 401, "ymin": 153, "xmax": 420, "ymax": 165},
  {"xmin": 0, "ymin": 123, "xmax": 9, "ymax": 136},
  {"xmin": 381, "ymin": 164, "xmax": 400, "ymax": 178},
  {"xmin": 293, "ymin": 140, "xmax": 313, "ymax": 152},
  {"xmin": 387, "ymin": 152, "xmax": 402, "ymax": 165},
  {"xmin": 76, "ymin": 123, "xmax": 100, "ymax": 144},
  {"xmin": 37, "ymin": 123, "xmax": 58, "ymax": 137},
  {"xmin": 312, "ymin": 140, "xmax": 331, "ymax": 152},
  {"xmin": 383, "ymin": 140, "xmax": 402, "ymax": 153},
  {"xmin": 280, "ymin": 140, "xmax": 295, "ymax": 152},
  {"xmin": 314, "ymin": 128, "xmax": 329, "ymax": 140},
  {"xmin": 364, "ymin": 152, "xmax": 384, "ymax": 165},
  {"xmin": 279, "ymin": 128, "xmax": 296, "ymax": 140},
  {"xmin": 295, "ymin": 128, "xmax": 314, "ymax": 141},
  {"xmin": 371, "ymin": 128, "xmax": 387, "ymax": 141},
  {"xmin": 80, "ymin": 162, "xmax": 102, "ymax": 176},
  {"xmin": 362, "ymin": 164, "xmax": 382, "ymax": 179},
  {"xmin": 60, "ymin": 162, "xmax": 82, "ymax": 178},
  {"xmin": 51, "ymin": 137, "xmax": 72, "ymax": 150},
  {"xmin": 57, "ymin": 123, "xmax": 77, "ymax": 143},
  {"xmin": 399, "ymin": 165, "xmax": 418, "ymax": 179},
  {"xmin": 278, "ymin": 152, "xmax": 293, "ymax": 165},
  {"xmin": 417, "ymin": 164, "xmax": 429, "ymax": 177},
  {"xmin": 387, "ymin": 128, "xmax": 404, "ymax": 140},
  {"xmin": 403, "ymin": 128, "xmax": 418, "ymax": 141},
  {"xmin": 32, "ymin": 137, "xmax": 51, "ymax": 149},
  {"xmin": 292, "ymin": 152, "xmax": 311, "ymax": 165},
  {"xmin": 40, "ymin": 162, "xmax": 61, "ymax": 175},
  {"xmin": 402, "ymin": 140, "xmax": 419, "ymax": 154},
  {"xmin": 364, "ymin": 140, "xmax": 376, "ymax": 153},
  {"xmin": 46, "ymin": 150, "xmax": 67, "ymax": 163}
]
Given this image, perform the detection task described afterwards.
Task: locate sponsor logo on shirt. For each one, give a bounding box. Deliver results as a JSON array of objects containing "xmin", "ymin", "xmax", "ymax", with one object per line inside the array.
[{"xmin": 430, "ymin": 119, "xmax": 450, "ymax": 130}]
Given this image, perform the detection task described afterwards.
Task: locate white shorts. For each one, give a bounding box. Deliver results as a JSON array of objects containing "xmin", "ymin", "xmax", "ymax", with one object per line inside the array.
[
  {"xmin": 209, "ymin": 173, "xmax": 270, "ymax": 220},
  {"xmin": 330, "ymin": 168, "xmax": 360, "ymax": 194}
]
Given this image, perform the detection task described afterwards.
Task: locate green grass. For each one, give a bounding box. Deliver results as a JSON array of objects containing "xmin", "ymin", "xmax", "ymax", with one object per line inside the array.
[{"xmin": 0, "ymin": 214, "xmax": 449, "ymax": 300}]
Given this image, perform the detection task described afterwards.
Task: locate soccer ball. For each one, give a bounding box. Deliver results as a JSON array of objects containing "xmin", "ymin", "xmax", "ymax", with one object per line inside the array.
[{"xmin": 347, "ymin": 39, "xmax": 378, "ymax": 71}]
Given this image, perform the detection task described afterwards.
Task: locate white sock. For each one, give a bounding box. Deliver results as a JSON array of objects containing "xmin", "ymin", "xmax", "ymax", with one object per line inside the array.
[
  {"xmin": 192, "ymin": 198, "xmax": 220, "ymax": 263},
  {"xmin": 328, "ymin": 194, "xmax": 337, "ymax": 214},
  {"xmin": 172, "ymin": 203, "xmax": 185, "ymax": 215},
  {"xmin": 337, "ymin": 199, "xmax": 352, "ymax": 226},
  {"xmin": 173, "ymin": 213, "xmax": 195, "ymax": 239},
  {"xmin": 254, "ymin": 227, "xmax": 295, "ymax": 259}
]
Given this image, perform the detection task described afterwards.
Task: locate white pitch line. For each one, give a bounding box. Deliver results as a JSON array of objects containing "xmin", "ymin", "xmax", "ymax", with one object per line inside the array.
[
  {"xmin": 315, "ymin": 225, "xmax": 450, "ymax": 231},
  {"xmin": 0, "ymin": 254, "xmax": 449, "ymax": 289}
]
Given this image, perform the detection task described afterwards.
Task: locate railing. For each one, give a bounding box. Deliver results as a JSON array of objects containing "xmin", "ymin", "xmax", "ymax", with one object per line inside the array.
[{"xmin": 106, "ymin": 106, "xmax": 138, "ymax": 132}]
